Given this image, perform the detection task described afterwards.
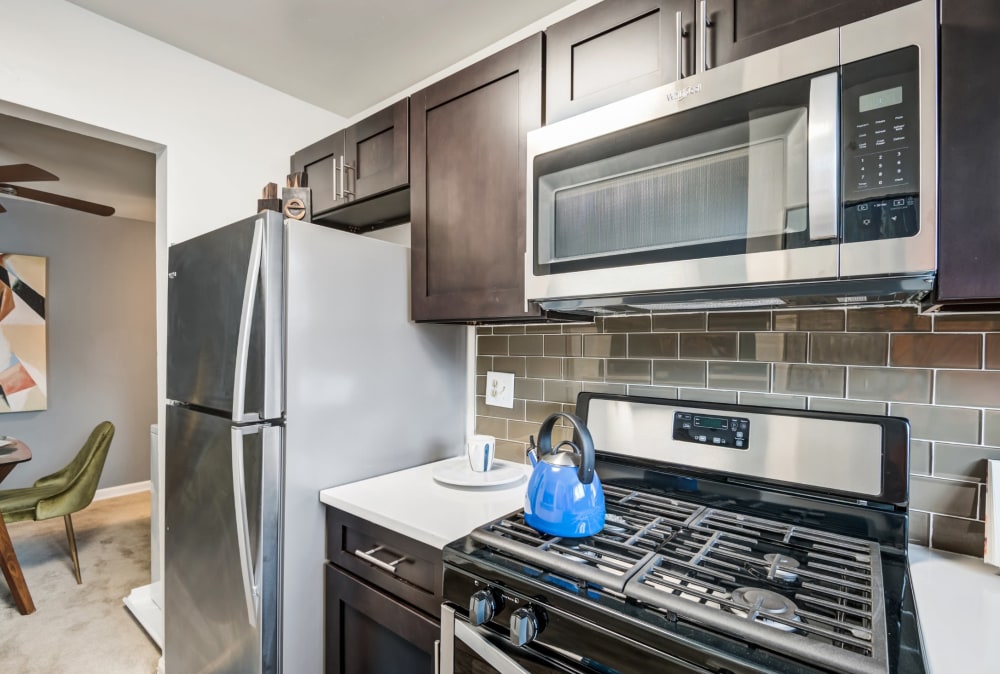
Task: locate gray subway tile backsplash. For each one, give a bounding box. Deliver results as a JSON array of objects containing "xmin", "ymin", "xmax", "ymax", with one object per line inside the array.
[
  {"xmin": 774, "ymin": 309, "xmax": 845, "ymax": 332},
  {"xmin": 471, "ymin": 305, "xmax": 1000, "ymax": 557},
  {"xmin": 652, "ymin": 360, "xmax": 707, "ymax": 387},
  {"xmin": 890, "ymin": 403, "xmax": 981, "ymax": 444},
  {"xmin": 629, "ymin": 333, "xmax": 679, "ymax": 359},
  {"xmin": 810, "ymin": 333, "xmax": 888, "ymax": 366},
  {"xmin": 910, "ymin": 475, "xmax": 979, "ymax": 518},
  {"xmin": 606, "ymin": 359, "xmax": 652, "ymax": 384},
  {"xmin": 653, "ymin": 313, "xmax": 706, "ymax": 332},
  {"xmin": 936, "ymin": 370, "xmax": 1000, "ymax": 408},
  {"xmin": 890, "ymin": 333, "xmax": 982, "ymax": 369},
  {"xmin": 930, "ymin": 515, "xmax": 986, "ymax": 557},
  {"xmin": 583, "ymin": 334, "xmax": 627, "ymax": 358},
  {"xmin": 773, "ymin": 363, "xmax": 845, "ymax": 397},
  {"xmin": 809, "ymin": 397, "xmax": 888, "ymax": 415},
  {"xmin": 564, "ymin": 358, "xmax": 605, "ymax": 382},
  {"xmin": 739, "ymin": 333, "xmax": 807, "ymax": 363},
  {"xmin": 680, "ymin": 333, "xmax": 738, "ymax": 360},
  {"xmin": 707, "ymin": 311, "xmax": 771, "ymax": 332},
  {"xmin": 847, "ymin": 367, "xmax": 932, "ymax": 403},
  {"xmin": 543, "ymin": 335, "xmax": 583, "ymax": 357},
  {"xmin": 932, "ymin": 442, "xmax": 1000, "ymax": 482},
  {"xmin": 707, "ymin": 361, "xmax": 770, "ymax": 391},
  {"xmin": 986, "ymin": 410, "xmax": 1000, "ymax": 447}
]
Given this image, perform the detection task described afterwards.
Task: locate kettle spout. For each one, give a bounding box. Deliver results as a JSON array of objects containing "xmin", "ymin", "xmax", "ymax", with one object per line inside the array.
[{"xmin": 527, "ymin": 435, "xmax": 538, "ymax": 467}]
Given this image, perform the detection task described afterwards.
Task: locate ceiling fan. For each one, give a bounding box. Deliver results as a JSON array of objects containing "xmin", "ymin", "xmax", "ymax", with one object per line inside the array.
[{"xmin": 0, "ymin": 163, "xmax": 115, "ymax": 216}]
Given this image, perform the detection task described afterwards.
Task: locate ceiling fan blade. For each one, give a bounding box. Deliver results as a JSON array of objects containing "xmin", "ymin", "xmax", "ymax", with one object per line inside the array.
[
  {"xmin": 0, "ymin": 164, "xmax": 59, "ymax": 183},
  {"xmin": 0, "ymin": 184, "xmax": 115, "ymax": 216}
]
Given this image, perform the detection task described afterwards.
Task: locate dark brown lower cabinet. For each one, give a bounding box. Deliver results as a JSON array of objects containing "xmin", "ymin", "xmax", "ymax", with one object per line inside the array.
[{"xmin": 325, "ymin": 563, "xmax": 439, "ymax": 674}]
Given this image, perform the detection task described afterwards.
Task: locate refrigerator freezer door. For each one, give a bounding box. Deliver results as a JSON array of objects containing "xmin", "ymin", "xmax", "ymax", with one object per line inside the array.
[
  {"xmin": 164, "ymin": 404, "xmax": 281, "ymax": 674},
  {"xmin": 167, "ymin": 211, "xmax": 284, "ymax": 421}
]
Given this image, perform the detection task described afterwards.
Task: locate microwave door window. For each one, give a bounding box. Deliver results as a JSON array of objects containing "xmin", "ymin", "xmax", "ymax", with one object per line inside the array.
[{"xmin": 534, "ymin": 72, "xmax": 835, "ymax": 276}]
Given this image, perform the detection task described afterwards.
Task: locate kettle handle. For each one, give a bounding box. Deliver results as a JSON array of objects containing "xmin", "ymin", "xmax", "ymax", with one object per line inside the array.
[{"xmin": 537, "ymin": 412, "xmax": 596, "ymax": 485}]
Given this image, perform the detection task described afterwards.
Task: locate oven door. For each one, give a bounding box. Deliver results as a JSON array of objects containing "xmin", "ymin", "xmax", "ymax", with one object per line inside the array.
[{"xmin": 439, "ymin": 604, "xmax": 591, "ymax": 674}]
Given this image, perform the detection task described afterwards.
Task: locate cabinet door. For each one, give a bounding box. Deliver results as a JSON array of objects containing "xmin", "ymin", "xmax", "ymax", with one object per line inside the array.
[
  {"xmin": 546, "ymin": 0, "xmax": 693, "ymax": 124},
  {"xmin": 325, "ymin": 563, "xmax": 438, "ymax": 674},
  {"xmin": 410, "ymin": 34, "xmax": 544, "ymax": 322},
  {"xmin": 346, "ymin": 98, "xmax": 409, "ymax": 202},
  {"xmin": 936, "ymin": 0, "xmax": 1000, "ymax": 305},
  {"xmin": 291, "ymin": 130, "xmax": 345, "ymax": 215},
  {"xmin": 704, "ymin": 0, "xmax": 916, "ymax": 69}
]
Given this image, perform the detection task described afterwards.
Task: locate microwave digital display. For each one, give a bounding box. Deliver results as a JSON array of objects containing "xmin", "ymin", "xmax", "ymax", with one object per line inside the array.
[{"xmin": 859, "ymin": 86, "xmax": 903, "ymax": 112}]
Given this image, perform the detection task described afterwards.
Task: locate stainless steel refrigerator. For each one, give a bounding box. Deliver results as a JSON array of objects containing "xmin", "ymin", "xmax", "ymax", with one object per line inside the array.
[{"xmin": 164, "ymin": 211, "xmax": 467, "ymax": 673}]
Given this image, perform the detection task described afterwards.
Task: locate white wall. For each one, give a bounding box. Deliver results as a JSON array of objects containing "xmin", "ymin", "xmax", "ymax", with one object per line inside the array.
[
  {"xmin": 0, "ymin": 199, "xmax": 156, "ymax": 491},
  {"xmin": 0, "ymin": 0, "xmax": 346, "ymax": 245},
  {"xmin": 0, "ymin": 0, "xmax": 346, "ymax": 482}
]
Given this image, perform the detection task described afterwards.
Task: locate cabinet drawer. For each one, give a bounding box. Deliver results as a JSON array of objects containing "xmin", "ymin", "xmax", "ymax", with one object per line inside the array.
[
  {"xmin": 326, "ymin": 507, "xmax": 442, "ymax": 616},
  {"xmin": 325, "ymin": 562, "xmax": 438, "ymax": 674}
]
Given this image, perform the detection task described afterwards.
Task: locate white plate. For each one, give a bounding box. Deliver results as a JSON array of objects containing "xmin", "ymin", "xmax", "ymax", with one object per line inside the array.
[{"xmin": 432, "ymin": 457, "xmax": 527, "ymax": 488}]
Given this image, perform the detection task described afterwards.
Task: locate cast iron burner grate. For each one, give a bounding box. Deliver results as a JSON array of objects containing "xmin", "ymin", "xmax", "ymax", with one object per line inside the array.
[{"xmin": 470, "ymin": 485, "xmax": 890, "ymax": 674}]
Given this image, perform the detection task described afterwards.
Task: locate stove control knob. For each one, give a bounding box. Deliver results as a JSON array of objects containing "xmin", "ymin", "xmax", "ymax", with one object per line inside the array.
[
  {"xmin": 469, "ymin": 589, "xmax": 503, "ymax": 626},
  {"xmin": 509, "ymin": 606, "xmax": 539, "ymax": 646}
]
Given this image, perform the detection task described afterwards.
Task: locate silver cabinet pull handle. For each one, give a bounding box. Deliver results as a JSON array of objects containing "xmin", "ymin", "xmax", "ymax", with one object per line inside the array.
[
  {"xmin": 676, "ymin": 11, "xmax": 688, "ymax": 80},
  {"xmin": 342, "ymin": 161, "xmax": 355, "ymax": 198},
  {"xmin": 332, "ymin": 155, "xmax": 339, "ymax": 202},
  {"xmin": 434, "ymin": 639, "xmax": 441, "ymax": 674},
  {"xmin": 698, "ymin": 1, "xmax": 713, "ymax": 73},
  {"xmin": 353, "ymin": 545, "xmax": 408, "ymax": 574}
]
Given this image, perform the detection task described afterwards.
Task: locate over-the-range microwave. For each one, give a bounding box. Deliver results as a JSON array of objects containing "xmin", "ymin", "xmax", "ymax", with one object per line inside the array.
[{"xmin": 526, "ymin": 0, "xmax": 937, "ymax": 314}]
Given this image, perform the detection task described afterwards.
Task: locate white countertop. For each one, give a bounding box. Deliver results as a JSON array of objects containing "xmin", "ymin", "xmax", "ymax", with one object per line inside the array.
[
  {"xmin": 319, "ymin": 458, "xmax": 529, "ymax": 549},
  {"xmin": 909, "ymin": 544, "xmax": 1000, "ymax": 673},
  {"xmin": 321, "ymin": 463, "xmax": 999, "ymax": 672}
]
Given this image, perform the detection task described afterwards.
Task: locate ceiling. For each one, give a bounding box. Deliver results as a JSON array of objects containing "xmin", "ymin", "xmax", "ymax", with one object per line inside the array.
[
  {"xmin": 0, "ymin": 113, "xmax": 156, "ymax": 223},
  {"xmin": 66, "ymin": 0, "xmax": 580, "ymax": 118}
]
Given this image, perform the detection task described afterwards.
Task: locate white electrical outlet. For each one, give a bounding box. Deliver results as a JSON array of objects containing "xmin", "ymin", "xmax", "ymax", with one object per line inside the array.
[{"xmin": 485, "ymin": 370, "xmax": 515, "ymax": 408}]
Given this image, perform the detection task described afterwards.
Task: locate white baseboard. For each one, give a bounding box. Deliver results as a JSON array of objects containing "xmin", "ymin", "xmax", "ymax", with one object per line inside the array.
[{"xmin": 94, "ymin": 480, "xmax": 151, "ymax": 501}]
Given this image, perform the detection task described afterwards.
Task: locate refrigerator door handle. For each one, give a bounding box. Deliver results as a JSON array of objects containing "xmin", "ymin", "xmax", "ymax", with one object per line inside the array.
[
  {"xmin": 232, "ymin": 217, "xmax": 264, "ymax": 423},
  {"xmin": 231, "ymin": 426, "xmax": 259, "ymax": 627}
]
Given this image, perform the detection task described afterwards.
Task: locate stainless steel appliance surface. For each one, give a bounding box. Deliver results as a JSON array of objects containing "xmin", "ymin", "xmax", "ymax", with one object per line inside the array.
[
  {"xmin": 440, "ymin": 393, "xmax": 924, "ymax": 674},
  {"xmin": 164, "ymin": 211, "xmax": 467, "ymax": 673},
  {"xmin": 525, "ymin": 0, "xmax": 937, "ymax": 314}
]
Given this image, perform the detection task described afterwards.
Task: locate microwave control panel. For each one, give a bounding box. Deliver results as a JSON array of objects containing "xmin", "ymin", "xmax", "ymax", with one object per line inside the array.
[
  {"xmin": 673, "ymin": 412, "xmax": 750, "ymax": 450},
  {"xmin": 842, "ymin": 47, "xmax": 920, "ymax": 243}
]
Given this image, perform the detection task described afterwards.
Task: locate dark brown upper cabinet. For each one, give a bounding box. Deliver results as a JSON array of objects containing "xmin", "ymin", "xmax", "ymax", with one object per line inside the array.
[
  {"xmin": 545, "ymin": 0, "xmax": 692, "ymax": 124},
  {"xmin": 290, "ymin": 98, "xmax": 409, "ymax": 232},
  {"xmin": 704, "ymin": 0, "xmax": 917, "ymax": 69},
  {"xmin": 410, "ymin": 34, "xmax": 545, "ymax": 323},
  {"xmin": 935, "ymin": 0, "xmax": 1000, "ymax": 308}
]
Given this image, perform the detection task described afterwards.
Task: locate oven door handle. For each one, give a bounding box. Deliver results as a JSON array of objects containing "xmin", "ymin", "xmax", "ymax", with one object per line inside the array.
[
  {"xmin": 440, "ymin": 604, "xmax": 530, "ymax": 674},
  {"xmin": 807, "ymin": 72, "xmax": 840, "ymax": 241}
]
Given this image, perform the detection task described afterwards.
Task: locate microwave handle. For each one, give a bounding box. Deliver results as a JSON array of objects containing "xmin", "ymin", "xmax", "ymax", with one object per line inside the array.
[{"xmin": 808, "ymin": 73, "xmax": 840, "ymax": 241}]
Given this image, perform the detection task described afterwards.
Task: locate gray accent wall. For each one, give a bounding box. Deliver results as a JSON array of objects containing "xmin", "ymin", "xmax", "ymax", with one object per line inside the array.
[
  {"xmin": 476, "ymin": 306, "xmax": 1000, "ymax": 558},
  {"xmin": 1, "ymin": 198, "xmax": 156, "ymax": 490}
]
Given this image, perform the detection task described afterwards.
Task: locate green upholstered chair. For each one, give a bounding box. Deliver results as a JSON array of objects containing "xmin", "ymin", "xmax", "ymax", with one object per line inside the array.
[{"xmin": 0, "ymin": 422, "xmax": 115, "ymax": 584}]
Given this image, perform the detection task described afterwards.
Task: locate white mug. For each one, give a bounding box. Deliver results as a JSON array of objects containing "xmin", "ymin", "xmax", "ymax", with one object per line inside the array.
[{"xmin": 467, "ymin": 434, "xmax": 496, "ymax": 472}]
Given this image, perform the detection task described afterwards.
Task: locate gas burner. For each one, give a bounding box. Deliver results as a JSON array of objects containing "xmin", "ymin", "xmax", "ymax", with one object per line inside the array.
[
  {"xmin": 763, "ymin": 552, "xmax": 800, "ymax": 581},
  {"xmin": 730, "ymin": 587, "xmax": 801, "ymax": 632}
]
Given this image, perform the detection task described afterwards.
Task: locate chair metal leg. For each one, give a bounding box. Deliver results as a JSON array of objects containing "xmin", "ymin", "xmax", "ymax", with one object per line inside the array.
[{"xmin": 64, "ymin": 514, "xmax": 82, "ymax": 584}]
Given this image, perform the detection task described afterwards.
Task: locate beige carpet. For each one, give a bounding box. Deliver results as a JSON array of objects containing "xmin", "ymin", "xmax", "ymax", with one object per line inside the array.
[{"xmin": 0, "ymin": 492, "xmax": 160, "ymax": 673}]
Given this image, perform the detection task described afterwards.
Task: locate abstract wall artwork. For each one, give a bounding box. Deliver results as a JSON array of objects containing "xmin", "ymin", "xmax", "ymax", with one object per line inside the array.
[{"xmin": 0, "ymin": 254, "xmax": 46, "ymax": 412}]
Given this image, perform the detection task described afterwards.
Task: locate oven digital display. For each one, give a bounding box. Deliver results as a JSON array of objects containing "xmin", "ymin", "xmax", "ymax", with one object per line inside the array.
[
  {"xmin": 673, "ymin": 412, "xmax": 750, "ymax": 449},
  {"xmin": 694, "ymin": 416, "xmax": 728, "ymax": 430}
]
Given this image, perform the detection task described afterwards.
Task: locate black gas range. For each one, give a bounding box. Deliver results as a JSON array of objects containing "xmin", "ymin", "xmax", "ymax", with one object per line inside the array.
[{"xmin": 439, "ymin": 393, "xmax": 926, "ymax": 674}]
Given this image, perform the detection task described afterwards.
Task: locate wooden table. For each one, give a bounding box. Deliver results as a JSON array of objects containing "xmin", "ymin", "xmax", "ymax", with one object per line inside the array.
[{"xmin": 0, "ymin": 438, "xmax": 35, "ymax": 614}]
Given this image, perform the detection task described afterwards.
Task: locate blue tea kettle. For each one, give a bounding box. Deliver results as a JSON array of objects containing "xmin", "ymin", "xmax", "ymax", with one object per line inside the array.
[{"xmin": 524, "ymin": 412, "xmax": 606, "ymax": 538}]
